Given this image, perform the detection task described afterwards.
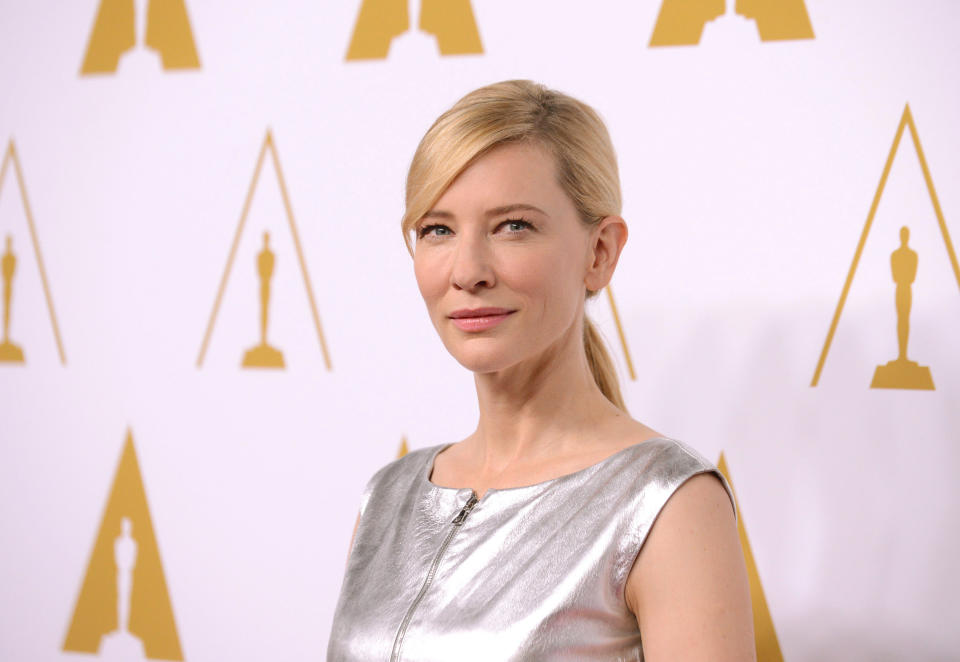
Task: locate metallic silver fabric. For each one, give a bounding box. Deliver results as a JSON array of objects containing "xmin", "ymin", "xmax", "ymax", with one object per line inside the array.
[{"xmin": 327, "ymin": 437, "xmax": 734, "ymax": 662}]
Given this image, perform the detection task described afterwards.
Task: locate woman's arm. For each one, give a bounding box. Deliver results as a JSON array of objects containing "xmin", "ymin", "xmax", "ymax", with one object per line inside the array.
[{"xmin": 625, "ymin": 473, "xmax": 755, "ymax": 662}]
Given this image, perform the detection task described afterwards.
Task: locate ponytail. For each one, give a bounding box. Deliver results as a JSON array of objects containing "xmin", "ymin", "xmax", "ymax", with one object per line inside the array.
[{"xmin": 583, "ymin": 316, "xmax": 627, "ymax": 412}]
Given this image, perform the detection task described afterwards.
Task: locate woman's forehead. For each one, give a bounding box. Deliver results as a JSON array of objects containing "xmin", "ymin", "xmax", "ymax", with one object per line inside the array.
[{"xmin": 431, "ymin": 142, "xmax": 567, "ymax": 213}]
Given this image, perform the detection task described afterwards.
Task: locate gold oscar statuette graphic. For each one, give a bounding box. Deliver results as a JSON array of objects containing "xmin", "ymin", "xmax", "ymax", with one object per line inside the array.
[
  {"xmin": 80, "ymin": 0, "xmax": 200, "ymax": 75},
  {"xmin": 717, "ymin": 453, "xmax": 783, "ymax": 662},
  {"xmin": 346, "ymin": 0, "xmax": 483, "ymax": 60},
  {"xmin": 870, "ymin": 226, "xmax": 934, "ymax": 389},
  {"xmin": 649, "ymin": 0, "xmax": 813, "ymax": 47},
  {"xmin": 812, "ymin": 104, "xmax": 960, "ymax": 387},
  {"xmin": 397, "ymin": 436, "xmax": 409, "ymax": 458},
  {"xmin": 242, "ymin": 231, "xmax": 285, "ymax": 368},
  {"xmin": 63, "ymin": 430, "xmax": 183, "ymax": 661},
  {"xmin": 197, "ymin": 130, "xmax": 332, "ymax": 370},
  {"xmin": 0, "ymin": 235, "xmax": 25, "ymax": 362},
  {"xmin": 0, "ymin": 139, "xmax": 66, "ymax": 365}
]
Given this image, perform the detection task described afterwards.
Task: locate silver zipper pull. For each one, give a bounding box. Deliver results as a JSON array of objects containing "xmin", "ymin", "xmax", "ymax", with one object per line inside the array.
[{"xmin": 451, "ymin": 492, "xmax": 479, "ymax": 525}]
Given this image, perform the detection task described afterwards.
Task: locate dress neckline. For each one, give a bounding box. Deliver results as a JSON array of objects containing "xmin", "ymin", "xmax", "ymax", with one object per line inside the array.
[{"xmin": 423, "ymin": 437, "xmax": 672, "ymax": 497}]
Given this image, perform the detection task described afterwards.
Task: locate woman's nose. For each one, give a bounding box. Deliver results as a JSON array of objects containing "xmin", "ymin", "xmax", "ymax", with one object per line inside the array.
[{"xmin": 450, "ymin": 234, "xmax": 495, "ymax": 291}]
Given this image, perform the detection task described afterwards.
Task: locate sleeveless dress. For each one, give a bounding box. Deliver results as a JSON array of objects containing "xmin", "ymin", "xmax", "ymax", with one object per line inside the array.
[{"xmin": 327, "ymin": 437, "xmax": 734, "ymax": 662}]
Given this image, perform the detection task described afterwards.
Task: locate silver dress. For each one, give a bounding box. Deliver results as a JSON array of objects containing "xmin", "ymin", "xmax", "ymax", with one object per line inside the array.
[{"xmin": 327, "ymin": 437, "xmax": 734, "ymax": 662}]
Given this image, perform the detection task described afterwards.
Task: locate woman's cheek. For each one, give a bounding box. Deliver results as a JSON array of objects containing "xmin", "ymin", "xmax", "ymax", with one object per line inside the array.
[
  {"xmin": 414, "ymin": 253, "xmax": 446, "ymax": 303},
  {"xmin": 503, "ymin": 251, "xmax": 553, "ymax": 293}
]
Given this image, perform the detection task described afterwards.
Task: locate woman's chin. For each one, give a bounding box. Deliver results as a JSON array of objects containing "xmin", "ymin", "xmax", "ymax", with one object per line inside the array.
[{"xmin": 447, "ymin": 344, "xmax": 519, "ymax": 375}]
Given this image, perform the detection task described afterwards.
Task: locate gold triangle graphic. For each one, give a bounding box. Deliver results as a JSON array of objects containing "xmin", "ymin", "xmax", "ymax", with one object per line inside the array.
[
  {"xmin": 649, "ymin": 0, "xmax": 813, "ymax": 47},
  {"xmin": 81, "ymin": 0, "xmax": 200, "ymax": 74},
  {"xmin": 63, "ymin": 429, "xmax": 183, "ymax": 660},
  {"xmin": 0, "ymin": 139, "xmax": 66, "ymax": 365},
  {"xmin": 811, "ymin": 104, "xmax": 960, "ymax": 386},
  {"xmin": 196, "ymin": 130, "xmax": 332, "ymax": 370},
  {"xmin": 397, "ymin": 436, "xmax": 409, "ymax": 458},
  {"xmin": 717, "ymin": 452, "xmax": 783, "ymax": 662},
  {"xmin": 345, "ymin": 0, "xmax": 483, "ymax": 60},
  {"xmin": 604, "ymin": 285, "xmax": 636, "ymax": 381}
]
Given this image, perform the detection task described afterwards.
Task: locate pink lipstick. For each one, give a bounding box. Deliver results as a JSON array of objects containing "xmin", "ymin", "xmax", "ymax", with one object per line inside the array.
[{"xmin": 448, "ymin": 308, "xmax": 515, "ymax": 332}]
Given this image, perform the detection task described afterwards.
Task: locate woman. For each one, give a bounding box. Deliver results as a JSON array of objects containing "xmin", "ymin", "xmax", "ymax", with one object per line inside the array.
[{"xmin": 328, "ymin": 80, "xmax": 755, "ymax": 661}]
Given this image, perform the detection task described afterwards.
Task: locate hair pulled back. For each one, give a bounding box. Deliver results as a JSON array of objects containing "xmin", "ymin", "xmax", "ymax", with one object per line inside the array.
[{"xmin": 402, "ymin": 80, "xmax": 627, "ymax": 411}]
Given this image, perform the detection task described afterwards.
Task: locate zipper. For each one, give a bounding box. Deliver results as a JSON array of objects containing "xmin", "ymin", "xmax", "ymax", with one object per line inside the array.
[{"xmin": 389, "ymin": 490, "xmax": 479, "ymax": 662}]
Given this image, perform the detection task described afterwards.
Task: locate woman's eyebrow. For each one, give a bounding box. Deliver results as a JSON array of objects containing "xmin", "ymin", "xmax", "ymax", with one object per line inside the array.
[
  {"xmin": 422, "ymin": 209, "xmax": 455, "ymax": 220},
  {"xmin": 423, "ymin": 203, "xmax": 546, "ymax": 221},
  {"xmin": 484, "ymin": 203, "xmax": 546, "ymax": 218}
]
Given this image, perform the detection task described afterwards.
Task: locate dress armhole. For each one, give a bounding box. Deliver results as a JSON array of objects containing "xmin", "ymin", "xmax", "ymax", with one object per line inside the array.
[
  {"xmin": 618, "ymin": 453, "xmax": 737, "ymax": 605},
  {"xmin": 632, "ymin": 467, "xmax": 735, "ymax": 560},
  {"xmin": 672, "ymin": 441, "xmax": 737, "ymax": 523},
  {"xmin": 698, "ymin": 467, "xmax": 737, "ymax": 522}
]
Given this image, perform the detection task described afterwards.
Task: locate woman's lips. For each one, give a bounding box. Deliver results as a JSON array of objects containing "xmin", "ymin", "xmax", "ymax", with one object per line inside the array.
[{"xmin": 448, "ymin": 308, "xmax": 515, "ymax": 332}]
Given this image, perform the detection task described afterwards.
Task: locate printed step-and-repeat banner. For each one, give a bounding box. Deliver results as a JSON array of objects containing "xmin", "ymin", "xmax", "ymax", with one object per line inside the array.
[{"xmin": 1, "ymin": 1, "xmax": 958, "ymax": 660}]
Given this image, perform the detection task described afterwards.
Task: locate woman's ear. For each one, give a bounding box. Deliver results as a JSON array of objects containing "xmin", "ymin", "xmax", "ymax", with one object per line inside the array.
[{"xmin": 584, "ymin": 215, "xmax": 628, "ymax": 292}]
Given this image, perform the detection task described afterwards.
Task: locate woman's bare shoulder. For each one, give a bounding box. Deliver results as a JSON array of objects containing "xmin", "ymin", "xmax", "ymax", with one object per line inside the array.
[{"xmin": 624, "ymin": 471, "xmax": 754, "ymax": 661}]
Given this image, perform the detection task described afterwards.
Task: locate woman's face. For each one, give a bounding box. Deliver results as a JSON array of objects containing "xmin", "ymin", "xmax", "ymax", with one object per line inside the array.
[{"xmin": 412, "ymin": 141, "xmax": 596, "ymax": 374}]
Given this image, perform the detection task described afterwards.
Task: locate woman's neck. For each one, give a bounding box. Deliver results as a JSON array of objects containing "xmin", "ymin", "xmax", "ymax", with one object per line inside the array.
[{"xmin": 467, "ymin": 321, "xmax": 624, "ymax": 473}]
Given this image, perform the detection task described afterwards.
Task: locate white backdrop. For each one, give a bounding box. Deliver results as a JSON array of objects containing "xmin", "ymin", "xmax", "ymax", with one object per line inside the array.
[{"xmin": 1, "ymin": 1, "xmax": 959, "ymax": 660}]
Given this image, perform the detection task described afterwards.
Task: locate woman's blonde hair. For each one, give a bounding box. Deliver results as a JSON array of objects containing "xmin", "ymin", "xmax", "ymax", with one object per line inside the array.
[{"xmin": 402, "ymin": 80, "xmax": 627, "ymax": 411}]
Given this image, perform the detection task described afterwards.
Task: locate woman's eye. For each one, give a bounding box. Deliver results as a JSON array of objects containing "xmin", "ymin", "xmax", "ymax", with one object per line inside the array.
[
  {"xmin": 418, "ymin": 224, "xmax": 452, "ymax": 238},
  {"xmin": 500, "ymin": 219, "xmax": 532, "ymax": 233}
]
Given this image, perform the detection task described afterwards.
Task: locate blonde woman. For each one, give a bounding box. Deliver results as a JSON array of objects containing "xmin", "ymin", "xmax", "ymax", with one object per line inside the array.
[{"xmin": 328, "ymin": 80, "xmax": 755, "ymax": 661}]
